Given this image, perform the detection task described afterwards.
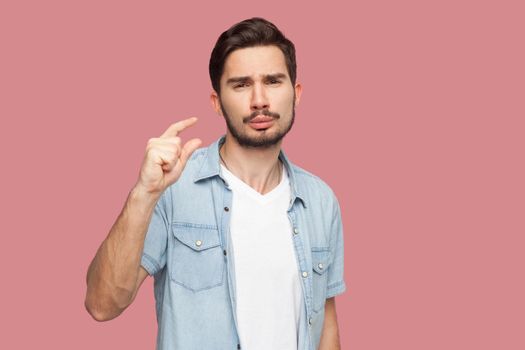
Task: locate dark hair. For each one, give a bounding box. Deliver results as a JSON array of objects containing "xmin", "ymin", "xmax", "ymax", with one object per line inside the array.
[{"xmin": 209, "ymin": 17, "xmax": 297, "ymax": 94}]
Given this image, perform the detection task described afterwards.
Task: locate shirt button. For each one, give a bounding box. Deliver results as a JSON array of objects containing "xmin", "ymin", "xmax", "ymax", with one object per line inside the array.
[
  {"xmin": 302, "ymin": 271, "xmax": 308, "ymax": 278},
  {"xmin": 293, "ymin": 227, "xmax": 299, "ymax": 235},
  {"xmin": 223, "ymin": 249, "xmax": 227, "ymax": 256},
  {"xmin": 237, "ymin": 344, "xmax": 241, "ymax": 349},
  {"xmin": 309, "ymin": 317, "xmax": 313, "ymax": 325},
  {"xmin": 318, "ymin": 263, "xmax": 324, "ymax": 270},
  {"xmin": 195, "ymin": 240, "xmax": 202, "ymax": 247},
  {"xmin": 224, "ymin": 206, "xmax": 230, "ymax": 212}
]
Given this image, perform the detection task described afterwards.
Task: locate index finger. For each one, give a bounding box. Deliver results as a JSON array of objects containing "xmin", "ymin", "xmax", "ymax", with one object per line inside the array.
[{"xmin": 160, "ymin": 117, "xmax": 198, "ymax": 138}]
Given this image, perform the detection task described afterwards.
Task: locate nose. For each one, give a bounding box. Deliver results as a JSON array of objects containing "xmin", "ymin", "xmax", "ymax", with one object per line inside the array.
[{"xmin": 250, "ymin": 83, "xmax": 269, "ymax": 111}]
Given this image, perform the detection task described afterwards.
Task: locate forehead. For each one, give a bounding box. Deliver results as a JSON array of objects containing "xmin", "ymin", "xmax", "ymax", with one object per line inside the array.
[{"xmin": 221, "ymin": 45, "xmax": 288, "ymax": 81}]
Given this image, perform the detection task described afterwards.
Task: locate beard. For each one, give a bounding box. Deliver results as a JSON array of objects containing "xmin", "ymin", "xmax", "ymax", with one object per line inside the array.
[{"xmin": 220, "ymin": 96, "xmax": 296, "ymax": 148}]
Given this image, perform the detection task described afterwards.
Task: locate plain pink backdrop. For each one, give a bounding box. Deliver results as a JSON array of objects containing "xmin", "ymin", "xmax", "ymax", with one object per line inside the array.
[{"xmin": 1, "ymin": 0, "xmax": 524, "ymax": 349}]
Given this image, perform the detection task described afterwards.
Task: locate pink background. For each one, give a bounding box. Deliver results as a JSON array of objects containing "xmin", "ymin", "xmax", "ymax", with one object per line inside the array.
[{"xmin": 1, "ymin": 0, "xmax": 524, "ymax": 349}]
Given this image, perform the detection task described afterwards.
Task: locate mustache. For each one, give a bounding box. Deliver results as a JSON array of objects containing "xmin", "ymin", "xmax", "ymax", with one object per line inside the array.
[{"xmin": 243, "ymin": 109, "xmax": 280, "ymax": 123}]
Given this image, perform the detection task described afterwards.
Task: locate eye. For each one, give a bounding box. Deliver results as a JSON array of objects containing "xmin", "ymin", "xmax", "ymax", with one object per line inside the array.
[
  {"xmin": 234, "ymin": 82, "xmax": 249, "ymax": 88},
  {"xmin": 268, "ymin": 79, "xmax": 281, "ymax": 85}
]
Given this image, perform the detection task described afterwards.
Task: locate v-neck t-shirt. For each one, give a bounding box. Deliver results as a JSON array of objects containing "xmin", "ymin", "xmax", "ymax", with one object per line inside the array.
[{"xmin": 220, "ymin": 164, "xmax": 304, "ymax": 350}]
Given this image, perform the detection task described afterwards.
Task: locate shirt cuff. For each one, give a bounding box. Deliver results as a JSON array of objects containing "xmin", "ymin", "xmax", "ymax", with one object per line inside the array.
[
  {"xmin": 326, "ymin": 280, "xmax": 346, "ymax": 298},
  {"xmin": 141, "ymin": 253, "xmax": 161, "ymax": 275}
]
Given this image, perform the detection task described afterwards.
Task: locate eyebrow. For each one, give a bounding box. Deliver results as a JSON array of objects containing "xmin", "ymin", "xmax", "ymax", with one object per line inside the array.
[{"xmin": 225, "ymin": 73, "xmax": 287, "ymax": 85}]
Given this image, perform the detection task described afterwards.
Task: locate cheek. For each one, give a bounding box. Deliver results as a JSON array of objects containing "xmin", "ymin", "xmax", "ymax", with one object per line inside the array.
[
  {"xmin": 221, "ymin": 93, "xmax": 247, "ymax": 113},
  {"xmin": 274, "ymin": 91, "xmax": 295, "ymax": 111},
  {"xmin": 219, "ymin": 97, "xmax": 236, "ymax": 115}
]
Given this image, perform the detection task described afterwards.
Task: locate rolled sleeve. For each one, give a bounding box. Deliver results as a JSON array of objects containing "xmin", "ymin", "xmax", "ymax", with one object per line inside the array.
[
  {"xmin": 326, "ymin": 195, "xmax": 346, "ymax": 298},
  {"xmin": 140, "ymin": 189, "xmax": 171, "ymax": 275}
]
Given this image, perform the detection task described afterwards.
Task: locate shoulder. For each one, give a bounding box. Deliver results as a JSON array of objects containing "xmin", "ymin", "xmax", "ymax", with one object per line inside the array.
[
  {"xmin": 186, "ymin": 146, "xmax": 209, "ymax": 167},
  {"xmin": 287, "ymin": 162, "xmax": 341, "ymax": 220},
  {"xmin": 289, "ymin": 162, "xmax": 338, "ymax": 202}
]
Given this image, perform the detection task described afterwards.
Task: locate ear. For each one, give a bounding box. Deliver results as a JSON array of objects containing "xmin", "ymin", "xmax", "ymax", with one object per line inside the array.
[
  {"xmin": 210, "ymin": 91, "xmax": 223, "ymax": 116},
  {"xmin": 294, "ymin": 83, "xmax": 303, "ymax": 107}
]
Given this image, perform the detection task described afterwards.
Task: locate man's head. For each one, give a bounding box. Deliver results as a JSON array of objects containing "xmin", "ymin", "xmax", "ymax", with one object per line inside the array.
[
  {"xmin": 209, "ymin": 17, "xmax": 297, "ymax": 95},
  {"xmin": 209, "ymin": 18, "xmax": 302, "ymax": 148}
]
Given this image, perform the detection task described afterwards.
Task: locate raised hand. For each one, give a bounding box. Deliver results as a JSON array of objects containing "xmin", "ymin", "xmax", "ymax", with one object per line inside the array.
[{"xmin": 135, "ymin": 117, "xmax": 202, "ymax": 195}]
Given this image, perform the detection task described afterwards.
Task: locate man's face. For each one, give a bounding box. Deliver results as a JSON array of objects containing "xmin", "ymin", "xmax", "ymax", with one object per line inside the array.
[{"xmin": 211, "ymin": 45, "xmax": 302, "ymax": 148}]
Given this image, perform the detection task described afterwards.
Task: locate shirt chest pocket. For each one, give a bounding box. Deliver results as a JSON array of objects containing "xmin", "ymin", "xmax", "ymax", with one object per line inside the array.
[
  {"xmin": 170, "ymin": 225, "xmax": 225, "ymax": 292},
  {"xmin": 311, "ymin": 248, "xmax": 332, "ymax": 313}
]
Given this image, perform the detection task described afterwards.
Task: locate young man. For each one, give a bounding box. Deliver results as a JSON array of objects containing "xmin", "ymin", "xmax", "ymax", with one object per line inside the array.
[{"xmin": 85, "ymin": 17, "xmax": 346, "ymax": 350}]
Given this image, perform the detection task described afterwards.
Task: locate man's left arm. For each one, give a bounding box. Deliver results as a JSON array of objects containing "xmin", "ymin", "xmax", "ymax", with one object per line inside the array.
[
  {"xmin": 318, "ymin": 297, "xmax": 341, "ymax": 349},
  {"xmin": 319, "ymin": 192, "xmax": 346, "ymax": 349}
]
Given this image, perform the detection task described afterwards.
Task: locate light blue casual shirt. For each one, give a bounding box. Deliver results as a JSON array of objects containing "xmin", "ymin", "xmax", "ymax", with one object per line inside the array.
[{"xmin": 141, "ymin": 136, "xmax": 346, "ymax": 350}]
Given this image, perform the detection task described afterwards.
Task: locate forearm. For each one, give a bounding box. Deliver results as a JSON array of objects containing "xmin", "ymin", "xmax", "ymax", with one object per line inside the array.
[
  {"xmin": 318, "ymin": 324, "xmax": 341, "ymax": 350},
  {"xmin": 318, "ymin": 297, "xmax": 341, "ymax": 350},
  {"xmin": 85, "ymin": 186, "xmax": 160, "ymax": 320}
]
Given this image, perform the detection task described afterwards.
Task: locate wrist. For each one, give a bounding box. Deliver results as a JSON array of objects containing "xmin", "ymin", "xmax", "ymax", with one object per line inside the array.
[{"xmin": 130, "ymin": 184, "xmax": 162, "ymax": 205}]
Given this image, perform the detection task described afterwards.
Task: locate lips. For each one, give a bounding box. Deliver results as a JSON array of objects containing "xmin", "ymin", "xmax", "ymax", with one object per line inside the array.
[
  {"xmin": 248, "ymin": 115, "xmax": 275, "ymax": 130},
  {"xmin": 250, "ymin": 115, "xmax": 274, "ymax": 123}
]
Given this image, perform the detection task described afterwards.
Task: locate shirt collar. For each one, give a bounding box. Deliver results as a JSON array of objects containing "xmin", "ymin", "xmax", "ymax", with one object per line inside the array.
[{"xmin": 194, "ymin": 136, "xmax": 307, "ymax": 208}]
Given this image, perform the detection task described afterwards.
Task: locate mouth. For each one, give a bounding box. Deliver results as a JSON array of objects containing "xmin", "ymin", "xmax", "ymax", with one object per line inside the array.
[
  {"xmin": 250, "ymin": 115, "xmax": 274, "ymax": 123},
  {"xmin": 247, "ymin": 115, "xmax": 275, "ymax": 130},
  {"xmin": 244, "ymin": 110, "xmax": 280, "ymax": 130}
]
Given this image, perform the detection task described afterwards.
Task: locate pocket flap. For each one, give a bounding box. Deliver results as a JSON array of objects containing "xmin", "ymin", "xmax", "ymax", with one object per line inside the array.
[
  {"xmin": 172, "ymin": 224, "xmax": 221, "ymax": 251},
  {"xmin": 312, "ymin": 249, "xmax": 331, "ymax": 275}
]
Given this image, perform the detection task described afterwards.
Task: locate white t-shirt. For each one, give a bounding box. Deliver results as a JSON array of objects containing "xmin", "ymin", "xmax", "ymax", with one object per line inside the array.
[{"xmin": 221, "ymin": 164, "xmax": 303, "ymax": 350}]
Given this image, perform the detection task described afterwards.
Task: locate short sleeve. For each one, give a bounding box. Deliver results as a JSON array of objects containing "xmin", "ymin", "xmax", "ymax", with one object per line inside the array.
[
  {"xmin": 326, "ymin": 195, "xmax": 347, "ymax": 298},
  {"xmin": 140, "ymin": 189, "xmax": 171, "ymax": 275}
]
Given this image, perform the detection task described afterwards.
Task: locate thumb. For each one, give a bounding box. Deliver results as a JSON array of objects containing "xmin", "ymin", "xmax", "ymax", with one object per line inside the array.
[{"xmin": 179, "ymin": 138, "xmax": 202, "ymax": 166}]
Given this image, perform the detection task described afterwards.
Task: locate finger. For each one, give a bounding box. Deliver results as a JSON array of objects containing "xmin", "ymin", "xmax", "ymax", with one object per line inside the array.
[
  {"xmin": 156, "ymin": 150, "xmax": 178, "ymax": 172},
  {"xmin": 148, "ymin": 137, "xmax": 181, "ymax": 148},
  {"xmin": 146, "ymin": 144, "xmax": 181, "ymax": 167},
  {"xmin": 161, "ymin": 137, "xmax": 182, "ymax": 148},
  {"xmin": 149, "ymin": 143, "xmax": 181, "ymax": 157},
  {"xmin": 162, "ymin": 162, "xmax": 175, "ymax": 172},
  {"xmin": 160, "ymin": 117, "xmax": 198, "ymax": 138},
  {"xmin": 150, "ymin": 148, "xmax": 175, "ymax": 165},
  {"xmin": 179, "ymin": 138, "xmax": 202, "ymax": 166}
]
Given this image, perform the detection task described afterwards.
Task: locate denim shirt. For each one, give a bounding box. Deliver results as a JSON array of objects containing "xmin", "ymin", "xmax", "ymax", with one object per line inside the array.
[{"xmin": 141, "ymin": 136, "xmax": 346, "ymax": 350}]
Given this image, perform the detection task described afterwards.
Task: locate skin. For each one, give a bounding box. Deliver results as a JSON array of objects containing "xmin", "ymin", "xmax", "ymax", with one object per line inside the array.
[
  {"xmin": 212, "ymin": 46, "xmax": 341, "ymax": 347},
  {"xmin": 85, "ymin": 44, "xmax": 341, "ymax": 349},
  {"xmin": 84, "ymin": 118, "xmax": 201, "ymax": 321},
  {"xmin": 211, "ymin": 45, "xmax": 302, "ymax": 194},
  {"xmin": 319, "ymin": 297, "xmax": 342, "ymax": 350}
]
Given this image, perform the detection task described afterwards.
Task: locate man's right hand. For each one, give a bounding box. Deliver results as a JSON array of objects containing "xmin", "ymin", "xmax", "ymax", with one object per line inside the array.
[
  {"xmin": 135, "ymin": 117, "xmax": 202, "ymax": 195},
  {"xmin": 86, "ymin": 117, "xmax": 201, "ymax": 321}
]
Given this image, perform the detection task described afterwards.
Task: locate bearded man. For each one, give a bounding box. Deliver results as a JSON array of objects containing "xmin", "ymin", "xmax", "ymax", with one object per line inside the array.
[{"xmin": 86, "ymin": 17, "xmax": 346, "ymax": 350}]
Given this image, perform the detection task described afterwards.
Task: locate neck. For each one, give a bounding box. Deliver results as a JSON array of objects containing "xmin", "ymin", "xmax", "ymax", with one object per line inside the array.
[{"xmin": 220, "ymin": 134, "xmax": 282, "ymax": 195}]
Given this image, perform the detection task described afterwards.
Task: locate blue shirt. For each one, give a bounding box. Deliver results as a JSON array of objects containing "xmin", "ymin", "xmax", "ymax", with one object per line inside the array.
[{"xmin": 141, "ymin": 136, "xmax": 346, "ymax": 350}]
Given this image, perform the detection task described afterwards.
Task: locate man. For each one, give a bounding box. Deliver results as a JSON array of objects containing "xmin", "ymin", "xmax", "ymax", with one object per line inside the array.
[{"xmin": 85, "ymin": 17, "xmax": 346, "ymax": 350}]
